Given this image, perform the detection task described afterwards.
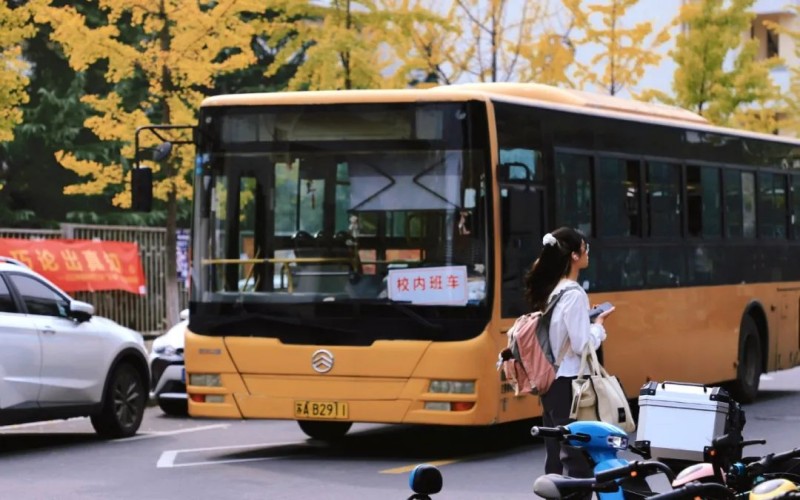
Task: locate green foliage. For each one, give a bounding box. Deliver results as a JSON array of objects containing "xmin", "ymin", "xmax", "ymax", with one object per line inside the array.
[
  {"xmin": 646, "ymin": 0, "xmax": 778, "ymax": 129},
  {"xmin": 259, "ymin": 0, "xmax": 443, "ymax": 90},
  {"xmin": 0, "ymin": 0, "xmax": 39, "ymax": 142},
  {"xmin": 564, "ymin": 0, "xmax": 672, "ymax": 96}
]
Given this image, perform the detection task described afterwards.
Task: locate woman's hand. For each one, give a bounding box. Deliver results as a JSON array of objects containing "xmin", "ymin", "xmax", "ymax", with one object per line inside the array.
[{"xmin": 594, "ymin": 306, "xmax": 615, "ymax": 327}]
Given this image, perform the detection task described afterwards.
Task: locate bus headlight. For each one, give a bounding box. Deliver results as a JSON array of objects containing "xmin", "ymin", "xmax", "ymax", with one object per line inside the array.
[
  {"xmin": 189, "ymin": 373, "xmax": 221, "ymax": 387},
  {"xmin": 429, "ymin": 380, "xmax": 475, "ymax": 394}
]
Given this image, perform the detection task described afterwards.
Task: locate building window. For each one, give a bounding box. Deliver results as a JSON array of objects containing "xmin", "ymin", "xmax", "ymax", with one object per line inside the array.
[{"xmin": 767, "ymin": 29, "xmax": 779, "ymax": 58}]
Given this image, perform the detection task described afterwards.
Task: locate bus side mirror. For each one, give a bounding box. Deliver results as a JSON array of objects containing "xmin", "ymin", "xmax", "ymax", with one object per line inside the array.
[
  {"xmin": 152, "ymin": 141, "xmax": 173, "ymax": 161},
  {"xmin": 132, "ymin": 167, "xmax": 153, "ymax": 212}
]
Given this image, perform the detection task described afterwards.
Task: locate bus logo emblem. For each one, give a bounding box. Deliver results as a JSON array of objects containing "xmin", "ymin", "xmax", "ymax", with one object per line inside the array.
[{"xmin": 311, "ymin": 349, "xmax": 334, "ymax": 373}]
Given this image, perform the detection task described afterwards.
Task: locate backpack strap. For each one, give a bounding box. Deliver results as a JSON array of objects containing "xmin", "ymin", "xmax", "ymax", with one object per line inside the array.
[
  {"xmin": 544, "ymin": 284, "xmax": 583, "ymax": 367},
  {"xmin": 555, "ymin": 336, "xmax": 571, "ymax": 367}
]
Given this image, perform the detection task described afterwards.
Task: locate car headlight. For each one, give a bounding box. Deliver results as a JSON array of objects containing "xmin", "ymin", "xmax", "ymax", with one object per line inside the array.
[{"xmin": 154, "ymin": 345, "xmax": 178, "ymax": 356}]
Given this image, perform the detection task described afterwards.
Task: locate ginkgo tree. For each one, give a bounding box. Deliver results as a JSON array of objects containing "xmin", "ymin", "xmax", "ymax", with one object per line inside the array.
[
  {"xmin": 643, "ymin": 0, "xmax": 778, "ymax": 131},
  {"xmin": 391, "ymin": 0, "xmax": 574, "ymax": 87},
  {"xmin": 0, "ymin": 0, "xmax": 40, "ymax": 143},
  {"xmin": 35, "ymin": 0, "xmax": 265, "ymax": 324},
  {"xmin": 451, "ymin": 0, "xmax": 557, "ymax": 83},
  {"xmin": 563, "ymin": 0, "xmax": 672, "ymax": 96},
  {"xmin": 259, "ymin": 0, "xmax": 443, "ymax": 90}
]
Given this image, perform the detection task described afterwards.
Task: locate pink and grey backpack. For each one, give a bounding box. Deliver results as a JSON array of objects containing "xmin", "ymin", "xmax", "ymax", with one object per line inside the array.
[{"xmin": 498, "ymin": 286, "xmax": 580, "ymax": 396}]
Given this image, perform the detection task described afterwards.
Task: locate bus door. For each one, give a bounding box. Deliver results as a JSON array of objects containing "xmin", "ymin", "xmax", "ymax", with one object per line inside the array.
[
  {"xmin": 497, "ymin": 162, "xmax": 547, "ymax": 317},
  {"xmin": 280, "ymin": 159, "xmax": 351, "ymax": 294}
]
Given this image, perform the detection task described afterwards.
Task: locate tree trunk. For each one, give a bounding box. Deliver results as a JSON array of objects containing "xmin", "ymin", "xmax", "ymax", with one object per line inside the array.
[{"xmin": 160, "ymin": 0, "xmax": 180, "ymax": 327}]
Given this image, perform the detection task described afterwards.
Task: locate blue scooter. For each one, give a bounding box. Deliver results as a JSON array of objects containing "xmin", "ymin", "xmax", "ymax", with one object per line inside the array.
[{"xmin": 531, "ymin": 421, "xmax": 675, "ymax": 500}]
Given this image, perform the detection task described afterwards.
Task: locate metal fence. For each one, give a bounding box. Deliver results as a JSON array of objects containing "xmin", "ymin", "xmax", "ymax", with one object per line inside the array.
[{"xmin": 0, "ymin": 225, "xmax": 189, "ymax": 337}]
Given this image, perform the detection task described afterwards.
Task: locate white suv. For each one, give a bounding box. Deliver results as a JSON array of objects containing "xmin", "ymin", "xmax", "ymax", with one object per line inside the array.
[{"xmin": 0, "ymin": 258, "xmax": 149, "ymax": 438}]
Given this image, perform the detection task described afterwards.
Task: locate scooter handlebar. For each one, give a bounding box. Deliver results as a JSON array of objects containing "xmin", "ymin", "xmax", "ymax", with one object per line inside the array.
[
  {"xmin": 531, "ymin": 425, "xmax": 569, "ymax": 439},
  {"xmin": 646, "ymin": 482, "xmax": 735, "ymax": 500},
  {"xmin": 746, "ymin": 447, "xmax": 800, "ymax": 476}
]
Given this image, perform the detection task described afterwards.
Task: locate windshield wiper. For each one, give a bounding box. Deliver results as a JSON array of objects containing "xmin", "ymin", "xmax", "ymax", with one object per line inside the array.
[{"xmin": 344, "ymin": 299, "xmax": 445, "ymax": 333}]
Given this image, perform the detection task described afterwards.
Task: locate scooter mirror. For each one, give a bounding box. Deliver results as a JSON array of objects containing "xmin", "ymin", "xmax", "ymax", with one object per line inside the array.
[{"xmin": 408, "ymin": 464, "xmax": 442, "ymax": 498}]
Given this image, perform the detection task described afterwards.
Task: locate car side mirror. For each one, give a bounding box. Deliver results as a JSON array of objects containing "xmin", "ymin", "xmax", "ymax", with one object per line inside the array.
[
  {"xmin": 179, "ymin": 308, "xmax": 189, "ymax": 320},
  {"xmin": 69, "ymin": 300, "xmax": 95, "ymax": 322}
]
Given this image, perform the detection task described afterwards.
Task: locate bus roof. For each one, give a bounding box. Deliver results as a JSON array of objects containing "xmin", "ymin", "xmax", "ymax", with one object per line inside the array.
[
  {"xmin": 200, "ymin": 83, "xmax": 800, "ymax": 147},
  {"xmin": 433, "ymin": 82, "xmax": 709, "ymax": 125}
]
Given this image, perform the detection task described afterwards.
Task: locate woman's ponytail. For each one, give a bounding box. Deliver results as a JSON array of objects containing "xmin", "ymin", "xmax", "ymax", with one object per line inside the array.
[{"xmin": 523, "ymin": 227, "xmax": 585, "ymax": 311}]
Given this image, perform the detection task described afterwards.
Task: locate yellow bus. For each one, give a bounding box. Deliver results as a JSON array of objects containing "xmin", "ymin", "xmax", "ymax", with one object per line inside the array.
[{"xmin": 161, "ymin": 83, "xmax": 800, "ymax": 440}]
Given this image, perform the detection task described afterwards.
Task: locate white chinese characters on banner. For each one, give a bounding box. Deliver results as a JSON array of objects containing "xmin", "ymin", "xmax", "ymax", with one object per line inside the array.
[{"xmin": 387, "ymin": 266, "xmax": 468, "ymax": 305}]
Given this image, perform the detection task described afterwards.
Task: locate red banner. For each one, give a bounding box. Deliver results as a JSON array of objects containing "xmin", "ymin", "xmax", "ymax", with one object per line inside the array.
[{"xmin": 0, "ymin": 238, "xmax": 147, "ymax": 295}]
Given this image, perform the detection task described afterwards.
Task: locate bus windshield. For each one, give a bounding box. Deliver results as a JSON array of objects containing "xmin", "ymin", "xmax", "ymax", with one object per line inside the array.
[{"xmin": 191, "ymin": 102, "xmax": 490, "ymax": 315}]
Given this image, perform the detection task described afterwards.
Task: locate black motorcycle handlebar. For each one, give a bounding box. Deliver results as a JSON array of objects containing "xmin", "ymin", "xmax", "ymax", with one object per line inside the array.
[
  {"xmin": 647, "ymin": 482, "xmax": 735, "ymax": 500},
  {"xmin": 595, "ymin": 460, "xmax": 676, "ymax": 483}
]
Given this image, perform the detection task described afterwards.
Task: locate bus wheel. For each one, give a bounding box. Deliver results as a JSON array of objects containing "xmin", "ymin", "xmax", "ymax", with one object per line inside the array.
[
  {"xmin": 297, "ymin": 420, "xmax": 352, "ymax": 441},
  {"xmin": 731, "ymin": 315, "xmax": 762, "ymax": 404}
]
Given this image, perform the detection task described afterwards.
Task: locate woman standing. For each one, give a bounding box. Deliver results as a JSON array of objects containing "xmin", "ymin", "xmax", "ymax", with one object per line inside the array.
[{"xmin": 524, "ymin": 227, "xmax": 614, "ymax": 477}]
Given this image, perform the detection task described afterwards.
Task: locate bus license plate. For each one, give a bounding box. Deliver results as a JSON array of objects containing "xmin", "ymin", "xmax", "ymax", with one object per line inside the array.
[{"xmin": 294, "ymin": 400, "xmax": 349, "ymax": 419}]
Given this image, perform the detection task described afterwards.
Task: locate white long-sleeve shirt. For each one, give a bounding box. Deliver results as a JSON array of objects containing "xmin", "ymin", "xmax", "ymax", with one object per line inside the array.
[{"xmin": 546, "ymin": 279, "xmax": 607, "ymax": 378}]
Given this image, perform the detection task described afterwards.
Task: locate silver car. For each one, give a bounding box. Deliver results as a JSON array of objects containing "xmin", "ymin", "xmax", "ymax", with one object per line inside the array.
[
  {"xmin": 149, "ymin": 310, "xmax": 188, "ymax": 416},
  {"xmin": 0, "ymin": 257, "xmax": 149, "ymax": 438}
]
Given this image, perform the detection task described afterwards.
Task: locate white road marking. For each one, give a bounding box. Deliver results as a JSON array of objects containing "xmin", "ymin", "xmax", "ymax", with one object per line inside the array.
[
  {"xmin": 1, "ymin": 417, "xmax": 88, "ymax": 430},
  {"xmin": 115, "ymin": 424, "xmax": 230, "ymax": 442},
  {"xmin": 156, "ymin": 441, "xmax": 303, "ymax": 468},
  {"xmin": 156, "ymin": 450, "xmax": 179, "ymax": 468}
]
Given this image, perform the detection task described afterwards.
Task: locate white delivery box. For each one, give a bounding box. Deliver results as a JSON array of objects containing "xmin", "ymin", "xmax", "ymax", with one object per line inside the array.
[{"xmin": 635, "ymin": 381, "xmax": 730, "ymax": 462}]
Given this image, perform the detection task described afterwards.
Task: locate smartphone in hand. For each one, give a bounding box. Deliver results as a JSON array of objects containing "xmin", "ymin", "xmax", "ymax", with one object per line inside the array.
[{"xmin": 589, "ymin": 301, "xmax": 613, "ymax": 323}]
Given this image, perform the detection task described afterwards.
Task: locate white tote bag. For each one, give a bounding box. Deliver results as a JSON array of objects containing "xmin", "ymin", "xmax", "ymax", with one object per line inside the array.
[{"xmin": 570, "ymin": 345, "xmax": 636, "ymax": 433}]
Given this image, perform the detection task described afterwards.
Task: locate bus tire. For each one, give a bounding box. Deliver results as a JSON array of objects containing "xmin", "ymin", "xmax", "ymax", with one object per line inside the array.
[
  {"xmin": 297, "ymin": 420, "xmax": 352, "ymax": 441},
  {"xmin": 731, "ymin": 316, "xmax": 762, "ymax": 404}
]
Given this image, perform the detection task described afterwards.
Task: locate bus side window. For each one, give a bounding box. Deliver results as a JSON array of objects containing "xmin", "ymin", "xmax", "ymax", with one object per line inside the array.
[
  {"xmin": 645, "ymin": 161, "xmax": 681, "ymax": 238},
  {"xmin": 758, "ymin": 172, "xmax": 787, "ymax": 239},
  {"xmin": 596, "ymin": 157, "xmax": 642, "ymax": 237},
  {"xmin": 686, "ymin": 165, "xmax": 721, "ymax": 238},
  {"xmin": 724, "ymin": 170, "xmax": 744, "ymax": 238},
  {"xmin": 555, "ymin": 152, "xmax": 593, "ymax": 236}
]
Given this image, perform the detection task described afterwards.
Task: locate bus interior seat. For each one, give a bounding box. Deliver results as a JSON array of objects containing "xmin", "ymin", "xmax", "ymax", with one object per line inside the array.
[{"xmin": 290, "ymin": 230, "xmax": 353, "ymax": 294}]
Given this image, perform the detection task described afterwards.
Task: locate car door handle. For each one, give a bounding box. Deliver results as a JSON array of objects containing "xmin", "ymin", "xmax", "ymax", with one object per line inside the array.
[{"xmin": 42, "ymin": 328, "xmax": 56, "ymax": 335}]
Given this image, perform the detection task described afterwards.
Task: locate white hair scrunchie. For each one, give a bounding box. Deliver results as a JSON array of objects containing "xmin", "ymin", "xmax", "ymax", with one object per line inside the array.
[{"xmin": 542, "ymin": 233, "xmax": 558, "ymax": 247}]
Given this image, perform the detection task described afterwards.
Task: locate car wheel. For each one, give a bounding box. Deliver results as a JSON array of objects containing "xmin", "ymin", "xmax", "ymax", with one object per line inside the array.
[
  {"xmin": 91, "ymin": 363, "xmax": 146, "ymax": 439},
  {"xmin": 730, "ymin": 315, "xmax": 762, "ymax": 404},
  {"xmin": 158, "ymin": 398, "xmax": 188, "ymax": 417},
  {"xmin": 297, "ymin": 420, "xmax": 352, "ymax": 441}
]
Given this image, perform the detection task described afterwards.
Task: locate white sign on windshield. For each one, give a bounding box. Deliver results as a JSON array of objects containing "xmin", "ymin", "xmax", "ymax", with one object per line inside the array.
[{"xmin": 387, "ymin": 266, "xmax": 468, "ymax": 305}]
